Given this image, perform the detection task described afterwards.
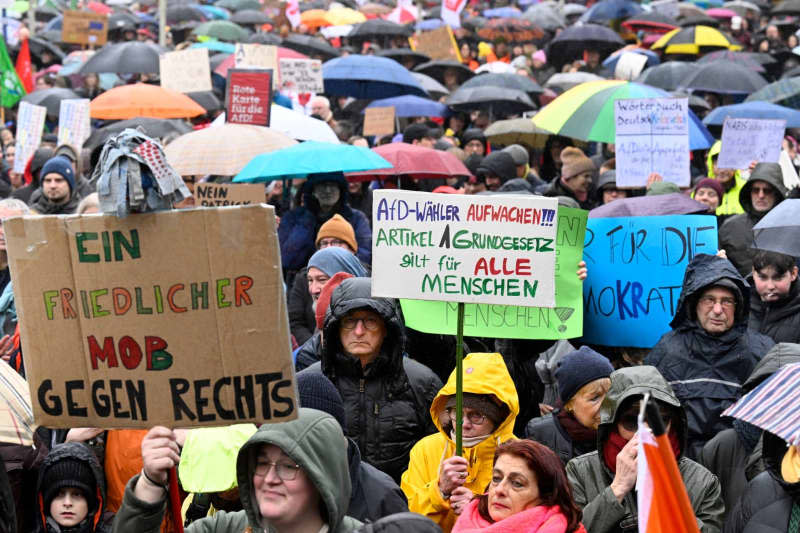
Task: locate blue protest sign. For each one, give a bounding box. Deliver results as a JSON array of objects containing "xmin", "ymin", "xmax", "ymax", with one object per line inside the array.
[{"xmin": 582, "ymin": 215, "xmax": 718, "ymax": 348}]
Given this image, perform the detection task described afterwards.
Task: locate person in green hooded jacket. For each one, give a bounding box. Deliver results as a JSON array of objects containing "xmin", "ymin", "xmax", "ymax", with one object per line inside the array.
[{"xmin": 111, "ymin": 408, "xmax": 362, "ymax": 533}]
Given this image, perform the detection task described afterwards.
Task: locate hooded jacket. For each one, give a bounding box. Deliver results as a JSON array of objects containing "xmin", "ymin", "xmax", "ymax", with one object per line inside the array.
[
  {"xmin": 706, "ymin": 141, "xmax": 745, "ymax": 218},
  {"xmin": 747, "ymin": 274, "xmax": 800, "ymax": 344},
  {"xmin": 346, "ymin": 436, "xmax": 409, "ymax": 522},
  {"xmin": 112, "ymin": 408, "xmax": 362, "ymax": 533},
  {"xmin": 645, "ymin": 254, "xmax": 774, "ymax": 459},
  {"xmin": 565, "ymin": 366, "xmax": 724, "ymax": 533},
  {"xmin": 718, "ymin": 163, "xmax": 788, "ymax": 276},
  {"xmin": 300, "ymin": 277, "xmax": 442, "ymax": 482},
  {"xmin": 35, "ymin": 442, "xmax": 108, "ymax": 533},
  {"xmin": 401, "ymin": 352, "xmax": 519, "ymax": 533},
  {"xmin": 278, "ymin": 173, "xmax": 372, "ymax": 273},
  {"xmin": 477, "ymin": 152, "xmax": 517, "ymax": 184}
]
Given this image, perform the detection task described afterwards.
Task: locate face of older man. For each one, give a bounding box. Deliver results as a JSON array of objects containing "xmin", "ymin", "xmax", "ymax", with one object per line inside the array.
[
  {"xmin": 339, "ymin": 309, "xmax": 386, "ymax": 367},
  {"xmin": 695, "ymin": 286, "xmax": 736, "ymax": 335}
]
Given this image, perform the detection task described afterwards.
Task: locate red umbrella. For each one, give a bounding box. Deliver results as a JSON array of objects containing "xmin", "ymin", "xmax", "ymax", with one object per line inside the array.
[
  {"xmin": 346, "ymin": 143, "xmax": 471, "ymax": 182},
  {"xmin": 214, "ymin": 46, "xmax": 308, "ymax": 77},
  {"xmin": 87, "ymin": 1, "xmax": 113, "ymax": 14}
]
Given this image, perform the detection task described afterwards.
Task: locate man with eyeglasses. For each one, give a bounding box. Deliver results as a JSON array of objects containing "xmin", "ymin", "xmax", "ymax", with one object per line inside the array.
[
  {"xmin": 719, "ymin": 162, "xmax": 788, "ymax": 277},
  {"xmin": 646, "ymin": 254, "xmax": 774, "ymax": 460},
  {"xmin": 299, "ymin": 277, "xmax": 442, "ymax": 483}
]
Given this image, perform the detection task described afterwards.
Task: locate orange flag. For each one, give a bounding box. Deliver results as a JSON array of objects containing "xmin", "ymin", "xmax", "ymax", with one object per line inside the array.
[{"xmin": 15, "ymin": 38, "xmax": 33, "ymax": 94}]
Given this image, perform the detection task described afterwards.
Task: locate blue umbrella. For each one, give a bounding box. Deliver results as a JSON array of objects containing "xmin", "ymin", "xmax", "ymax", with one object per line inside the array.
[
  {"xmin": 416, "ymin": 18, "xmax": 444, "ymax": 30},
  {"xmin": 365, "ymin": 95, "xmax": 450, "ymax": 117},
  {"xmin": 44, "ymin": 15, "xmax": 62, "ymax": 31},
  {"xmin": 703, "ymin": 101, "xmax": 800, "ymax": 127},
  {"xmin": 483, "ymin": 6, "xmax": 521, "ymax": 18},
  {"xmin": 191, "ymin": 4, "xmax": 230, "ymax": 19},
  {"xmin": 233, "ymin": 141, "xmax": 393, "ymax": 182},
  {"xmin": 578, "ymin": 0, "xmax": 644, "ymax": 22},
  {"xmin": 602, "ymin": 48, "xmax": 660, "ymax": 71},
  {"xmin": 191, "ymin": 41, "xmax": 236, "ymax": 53},
  {"xmin": 322, "ymin": 55, "xmax": 428, "ymax": 99}
]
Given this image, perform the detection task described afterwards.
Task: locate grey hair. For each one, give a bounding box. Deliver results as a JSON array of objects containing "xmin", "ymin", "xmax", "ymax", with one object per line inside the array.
[
  {"xmin": 76, "ymin": 192, "xmax": 100, "ymax": 215},
  {"xmin": 0, "ymin": 198, "xmax": 31, "ymax": 214}
]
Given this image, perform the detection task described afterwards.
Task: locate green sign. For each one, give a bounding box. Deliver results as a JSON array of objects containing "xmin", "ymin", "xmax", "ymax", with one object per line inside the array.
[{"xmin": 400, "ymin": 207, "xmax": 587, "ymax": 339}]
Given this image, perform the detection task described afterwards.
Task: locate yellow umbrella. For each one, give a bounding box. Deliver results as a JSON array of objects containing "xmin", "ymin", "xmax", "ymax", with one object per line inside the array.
[
  {"xmin": 651, "ymin": 25, "xmax": 741, "ymax": 55},
  {"xmin": 325, "ymin": 7, "xmax": 367, "ymax": 25},
  {"xmin": 300, "ymin": 9, "xmax": 331, "ymax": 29},
  {"xmin": 0, "ymin": 362, "xmax": 35, "ymax": 446}
]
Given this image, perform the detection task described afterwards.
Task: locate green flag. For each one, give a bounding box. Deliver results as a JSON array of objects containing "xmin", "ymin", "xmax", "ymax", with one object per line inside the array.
[{"xmin": 0, "ymin": 39, "xmax": 25, "ymax": 108}]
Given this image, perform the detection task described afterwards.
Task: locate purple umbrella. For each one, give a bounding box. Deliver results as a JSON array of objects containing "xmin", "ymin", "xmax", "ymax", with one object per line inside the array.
[{"xmin": 589, "ymin": 193, "xmax": 711, "ymax": 217}]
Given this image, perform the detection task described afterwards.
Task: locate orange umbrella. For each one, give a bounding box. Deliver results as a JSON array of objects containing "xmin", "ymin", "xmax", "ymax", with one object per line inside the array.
[
  {"xmin": 300, "ymin": 9, "xmax": 330, "ymax": 29},
  {"xmin": 90, "ymin": 83, "xmax": 206, "ymax": 120}
]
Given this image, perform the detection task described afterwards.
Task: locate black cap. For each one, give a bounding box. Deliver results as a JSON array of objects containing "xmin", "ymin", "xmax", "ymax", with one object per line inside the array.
[{"xmin": 403, "ymin": 123, "xmax": 437, "ymax": 144}]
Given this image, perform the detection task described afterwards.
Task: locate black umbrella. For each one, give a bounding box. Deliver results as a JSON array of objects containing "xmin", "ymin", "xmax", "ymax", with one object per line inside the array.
[
  {"xmin": 349, "ymin": 19, "xmax": 413, "ymax": 40},
  {"xmin": 209, "ymin": 52, "xmax": 232, "ymax": 71},
  {"xmin": 79, "ymin": 42, "xmax": 166, "ymax": 74},
  {"xmin": 377, "ymin": 49, "xmax": 430, "ymax": 69},
  {"xmin": 21, "ymin": 88, "xmax": 80, "ymax": 116},
  {"xmin": 634, "ymin": 61, "xmax": 700, "ymax": 91},
  {"xmin": 85, "ymin": 118, "xmax": 192, "ymax": 150},
  {"xmin": 412, "ymin": 72, "xmax": 450, "ymax": 99},
  {"xmin": 783, "ymin": 65, "xmax": 800, "ymax": 78},
  {"xmin": 247, "ymin": 32, "xmax": 282, "ymax": 44},
  {"xmin": 680, "ymin": 59, "xmax": 768, "ymax": 94},
  {"xmin": 167, "ymin": 5, "xmax": 206, "ymax": 29},
  {"xmin": 461, "ymin": 72, "xmax": 544, "ymax": 95},
  {"xmin": 697, "ymin": 50, "xmax": 766, "ymax": 72},
  {"xmin": 753, "ymin": 199, "xmax": 800, "ymax": 256},
  {"xmin": 546, "ymin": 24, "xmax": 624, "ymax": 69},
  {"xmin": 282, "ymin": 34, "xmax": 340, "ymax": 60},
  {"xmin": 414, "ymin": 60, "xmax": 475, "ymax": 86},
  {"xmin": 679, "ymin": 13, "xmax": 722, "ymax": 27},
  {"xmin": 671, "ymin": 91, "xmax": 712, "ymax": 113},
  {"xmin": 446, "ymin": 86, "xmax": 537, "ymax": 116},
  {"xmin": 28, "ymin": 37, "xmax": 65, "ymax": 61},
  {"xmin": 462, "ymin": 16, "xmax": 489, "ymax": 31},
  {"xmin": 109, "ymin": 12, "xmax": 140, "ymax": 30},
  {"xmin": 230, "ymin": 9, "xmax": 273, "ymax": 25},
  {"xmin": 772, "ymin": 0, "xmax": 800, "ymax": 15},
  {"xmin": 625, "ymin": 10, "xmax": 679, "ymax": 26},
  {"xmin": 187, "ymin": 91, "xmax": 222, "ymax": 112}
]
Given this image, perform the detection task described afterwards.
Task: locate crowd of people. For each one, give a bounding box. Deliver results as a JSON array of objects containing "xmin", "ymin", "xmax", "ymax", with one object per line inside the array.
[{"xmin": 1, "ymin": 0, "xmax": 800, "ymax": 532}]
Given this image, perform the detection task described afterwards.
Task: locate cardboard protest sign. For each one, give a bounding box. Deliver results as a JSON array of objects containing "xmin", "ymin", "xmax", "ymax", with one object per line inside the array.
[
  {"xmin": 717, "ymin": 117, "xmax": 785, "ymax": 170},
  {"xmin": 160, "ymin": 48, "xmax": 212, "ymax": 94},
  {"xmin": 57, "ymin": 99, "xmax": 91, "ymax": 152},
  {"xmin": 401, "ymin": 207, "xmax": 587, "ymax": 339},
  {"xmin": 363, "ymin": 106, "xmax": 395, "ymax": 137},
  {"xmin": 582, "ymin": 214, "xmax": 718, "ymax": 348},
  {"xmin": 614, "ymin": 52, "xmax": 648, "ymax": 81},
  {"xmin": 372, "ymin": 190, "xmax": 559, "ymax": 307},
  {"xmin": 410, "ymin": 25, "xmax": 461, "ymax": 62},
  {"xmin": 62, "ymin": 11, "xmax": 108, "ymax": 46},
  {"xmin": 13, "ymin": 102, "xmax": 46, "ymax": 174},
  {"xmin": 279, "ymin": 58, "xmax": 323, "ymax": 93},
  {"xmin": 226, "ymin": 69, "xmax": 273, "ymax": 127},
  {"xmin": 615, "ymin": 97, "xmax": 690, "ymax": 188},
  {"xmin": 6, "ymin": 206, "xmax": 297, "ymax": 429},
  {"xmin": 195, "ymin": 183, "xmax": 265, "ymax": 206},
  {"xmin": 235, "ymin": 43, "xmax": 279, "ymax": 87}
]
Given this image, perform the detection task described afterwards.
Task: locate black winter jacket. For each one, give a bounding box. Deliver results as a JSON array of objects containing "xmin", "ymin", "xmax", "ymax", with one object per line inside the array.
[
  {"xmin": 295, "ymin": 331, "xmax": 322, "ymax": 371},
  {"xmin": 646, "ymin": 254, "xmax": 774, "ymax": 460},
  {"xmin": 526, "ymin": 411, "xmax": 595, "ymax": 466},
  {"xmin": 346, "ymin": 437, "xmax": 408, "ymax": 522},
  {"xmin": 0, "ymin": 456, "xmax": 14, "ymax": 533},
  {"xmin": 748, "ymin": 278, "xmax": 800, "ymax": 344},
  {"xmin": 299, "ymin": 277, "xmax": 442, "ymax": 482}
]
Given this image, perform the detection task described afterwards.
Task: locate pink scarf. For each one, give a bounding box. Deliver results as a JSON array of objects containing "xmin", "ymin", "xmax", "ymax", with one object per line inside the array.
[{"xmin": 452, "ymin": 501, "xmax": 586, "ymax": 533}]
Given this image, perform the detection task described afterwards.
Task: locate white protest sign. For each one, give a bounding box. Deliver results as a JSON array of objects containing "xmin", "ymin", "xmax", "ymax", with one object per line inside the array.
[
  {"xmin": 372, "ymin": 190, "xmax": 559, "ymax": 307},
  {"xmin": 14, "ymin": 102, "xmax": 47, "ymax": 174},
  {"xmin": 717, "ymin": 117, "xmax": 785, "ymax": 170},
  {"xmin": 160, "ymin": 48, "xmax": 212, "ymax": 93},
  {"xmin": 57, "ymin": 99, "xmax": 91, "ymax": 151},
  {"xmin": 615, "ymin": 97, "xmax": 690, "ymax": 187},
  {"xmin": 614, "ymin": 52, "xmax": 648, "ymax": 81},
  {"xmin": 279, "ymin": 58, "xmax": 323, "ymax": 93},
  {"xmin": 235, "ymin": 43, "xmax": 279, "ymax": 87}
]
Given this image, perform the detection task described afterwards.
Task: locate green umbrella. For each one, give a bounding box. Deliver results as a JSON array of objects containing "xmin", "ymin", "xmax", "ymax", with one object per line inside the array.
[
  {"xmin": 745, "ymin": 77, "xmax": 800, "ymax": 109},
  {"xmin": 8, "ymin": 1, "xmax": 28, "ymax": 13},
  {"xmin": 215, "ymin": 0, "xmax": 262, "ymax": 11},
  {"xmin": 191, "ymin": 20, "xmax": 249, "ymax": 42}
]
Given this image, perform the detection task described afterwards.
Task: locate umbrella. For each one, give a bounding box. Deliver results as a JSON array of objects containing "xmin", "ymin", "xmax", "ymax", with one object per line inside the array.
[
  {"xmin": 27, "ymin": 36, "xmax": 65, "ymax": 61},
  {"xmin": 187, "ymin": 91, "xmax": 222, "ymax": 112},
  {"xmin": 282, "ymin": 34, "xmax": 340, "ymax": 60},
  {"xmin": 680, "ymin": 60, "xmax": 768, "ymax": 94},
  {"xmin": 722, "ymin": 361, "xmax": 800, "ymax": 445},
  {"xmin": 462, "ymin": 16, "xmax": 489, "ymax": 31},
  {"xmin": 346, "ymin": 143, "xmax": 470, "ymax": 181},
  {"xmin": 21, "ymin": 87, "xmax": 80, "ymax": 116},
  {"xmin": 672, "ymin": 91, "xmax": 713, "ymax": 112},
  {"xmin": 192, "ymin": 4, "xmax": 231, "ymax": 20},
  {"xmin": 635, "ymin": 61, "xmax": 700, "ymax": 91},
  {"xmin": 323, "ymin": 55, "xmax": 427, "ymax": 99},
  {"xmin": 300, "ymin": 9, "xmax": 330, "ymax": 29},
  {"xmin": 360, "ymin": 2, "xmax": 392, "ymax": 15},
  {"xmin": 697, "ymin": 50, "xmax": 766, "ymax": 71},
  {"xmin": 679, "ymin": 12, "xmax": 722, "ymax": 27},
  {"xmin": 269, "ymin": 105, "xmax": 340, "ymax": 143},
  {"xmin": 377, "ymin": 49, "xmax": 430, "ymax": 69},
  {"xmin": 412, "ymin": 72, "xmax": 449, "ymax": 98},
  {"xmin": 461, "ymin": 72, "xmax": 543, "ymax": 95},
  {"xmin": 414, "ymin": 60, "xmax": 475, "ymax": 86},
  {"xmin": 191, "ymin": 20, "xmax": 249, "ymax": 42},
  {"xmin": 533, "ymin": 80, "xmax": 714, "ymax": 149},
  {"xmin": 562, "ymin": 3, "xmax": 588, "ymax": 18},
  {"xmin": 651, "ymin": 25, "xmax": 738, "ymax": 54},
  {"xmin": 349, "ymin": 19, "xmax": 412, "ymax": 40},
  {"xmin": 544, "ymin": 72, "xmax": 605, "ymax": 92},
  {"xmin": 79, "ymin": 41, "xmax": 165, "ymax": 74},
  {"xmin": 707, "ymin": 7, "xmax": 738, "ymax": 17},
  {"xmin": 522, "ymin": 3, "xmax": 565, "ymax": 31},
  {"xmin": 484, "ymin": 117, "xmax": 553, "ymax": 148},
  {"xmin": 230, "ymin": 9, "xmax": 273, "ymax": 25},
  {"xmin": 214, "ymin": 46, "xmax": 308, "ymax": 77},
  {"xmin": 90, "ymin": 83, "xmax": 207, "ymax": 120},
  {"xmin": 325, "ymin": 7, "xmax": 366, "ymax": 26},
  {"xmin": 602, "ymin": 48, "xmax": 661, "ymax": 72},
  {"xmin": 108, "ymin": 11, "xmax": 139, "ymax": 30},
  {"xmin": 703, "ymin": 101, "xmax": 800, "ymax": 126},
  {"xmin": 167, "ymin": 5, "xmax": 207, "ymax": 28},
  {"xmin": 85, "ymin": 118, "xmax": 192, "ymax": 149},
  {"xmin": 622, "ymin": 11, "xmax": 680, "ymax": 32},
  {"xmin": 0, "ymin": 362, "xmax": 35, "ymax": 446},
  {"xmin": 476, "ymin": 18, "xmax": 546, "ymax": 44},
  {"xmin": 772, "ymin": 0, "xmax": 800, "ymax": 15},
  {"xmin": 216, "ymin": 0, "xmax": 261, "ymax": 11},
  {"xmin": 751, "ymin": 198, "xmax": 800, "ymax": 256},
  {"xmin": 475, "ymin": 62, "xmax": 518, "ymax": 74},
  {"xmin": 191, "ymin": 41, "xmax": 236, "ymax": 53},
  {"xmin": 483, "ymin": 6, "xmax": 522, "ymax": 17},
  {"xmin": 578, "ymin": 0, "xmax": 644, "ymax": 23},
  {"xmin": 446, "ymin": 86, "xmax": 537, "ymax": 115},
  {"xmin": 589, "ymin": 193, "xmax": 712, "ymax": 217},
  {"xmin": 248, "ymin": 32, "xmax": 282, "ymax": 44},
  {"xmin": 365, "ymin": 95, "xmax": 449, "ymax": 117},
  {"xmin": 234, "ymin": 141, "xmax": 392, "ymax": 182},
  {"xmin": 546, "ymin": 24, "xmax": 625, "ymax": 69},
  {"xmin": 723, "ymin": 0, "xmax": 761, "ymax": 15},
  {"xmin": 166, "ymin": 123, "xmax": 296, "ymax": 176},
  {"xmin": 746, "ymin": 76, "xmax": 800, "ymax": 108}
]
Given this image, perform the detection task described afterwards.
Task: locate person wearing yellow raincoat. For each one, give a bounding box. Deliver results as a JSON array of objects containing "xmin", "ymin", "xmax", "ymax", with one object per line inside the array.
[
  {"xmin": 400, "ymin": 352, "xmax": 519, "ymax": 533},
  {"xmin": 703, "ymin": 140, "xmax": 746, "ymax": 219}
]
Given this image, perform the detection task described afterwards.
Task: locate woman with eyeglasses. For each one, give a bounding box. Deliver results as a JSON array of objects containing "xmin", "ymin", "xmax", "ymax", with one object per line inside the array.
[
  {"xmin": 401, "ymin": 352, "xmax": 519, "ymax": 533},
  {"xmin": 111, "ymin": 408, "xmax": 363, "ymax": 533},
  {"xmin": 564, "ymin": 366, "xmax": 724, "ymax": 533}
]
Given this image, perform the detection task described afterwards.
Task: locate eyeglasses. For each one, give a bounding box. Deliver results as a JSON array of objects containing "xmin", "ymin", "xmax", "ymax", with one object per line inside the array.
[
  {"xmin": 318, "ymin": 238, "xmax": 348, "ymax": 248},
  {"xmin": 618, "ymin": 409, "xmax": 672, "ymax": 432},
  {"xmin": 446, "ymin": 407, "xmax": 487, "ymax": 425},
  {"xmin": 341, "ymin": 316, "xmax": 382, "ymax": 330},
  {"xmin": 698, "ymin": 295, "xmax": 736, "ymax": 310},
  {"xmin": 751, "ymin": 185, "xmax": 775, "ymax": 196},
  {"xmin": 254, "ymin": 459, "xmax": 301, "ymax": 481}
]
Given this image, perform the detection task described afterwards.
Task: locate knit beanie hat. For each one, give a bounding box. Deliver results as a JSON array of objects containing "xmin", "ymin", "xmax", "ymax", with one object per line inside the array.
[
  {"xmin": 40, "ymin": 156, "xmax": 76, "ymax": 193},
  {"xmin": 445, "ymin": 392, "xmax": 509, "ymax": 427},
  {"xmin": 316, "ymin": 272, "xmax": 354, "ymax": 330},
  {"xmin": 296, "ymin": 372, "xmax": 345, "ymax": 428},
  {"xmin": 502, "ymin": 144, "xmax": 529, "ymax": 167},
  {"xmin": 560, "ymin": 147, "xmax": 595, "ymax": 180},
  {"xmin": 316, "ymin": 214, "xmax": 358, "ymax": 252},
  {"xmin": 694, "ymin": 178, "xmax": 724, "ymax": 201},
  {"xmin": 556, "ymin": 346, "xmax": 614, "ymax": 403},
  {"xmin": 646, "ymin": 181, "xmax": 680, "ymax": 196},
  {"xmin": 42, "ymin": 457, "xmax": 97, "ymax": 513},
  {"xmin": 308, "ymin": 246, "xmax": 366, "ymax": 278}
]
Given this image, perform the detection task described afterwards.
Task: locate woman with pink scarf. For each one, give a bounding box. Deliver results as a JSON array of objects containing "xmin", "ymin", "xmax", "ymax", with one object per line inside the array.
[{"xmin": 452, "ymin": 440, "xmax": 587, "ymax": 533}]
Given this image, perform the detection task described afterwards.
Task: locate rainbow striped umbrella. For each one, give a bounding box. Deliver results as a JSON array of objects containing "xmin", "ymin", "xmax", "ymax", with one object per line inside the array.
[{"xmin": 532, "ymin": 80, "xmax": 714, "ymax": 149}]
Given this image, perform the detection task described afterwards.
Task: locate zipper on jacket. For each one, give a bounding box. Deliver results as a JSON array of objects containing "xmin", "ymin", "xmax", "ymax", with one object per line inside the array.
[{"xmin": 359, "ymin": 378, "xmax": 365, "ymax": 393}]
